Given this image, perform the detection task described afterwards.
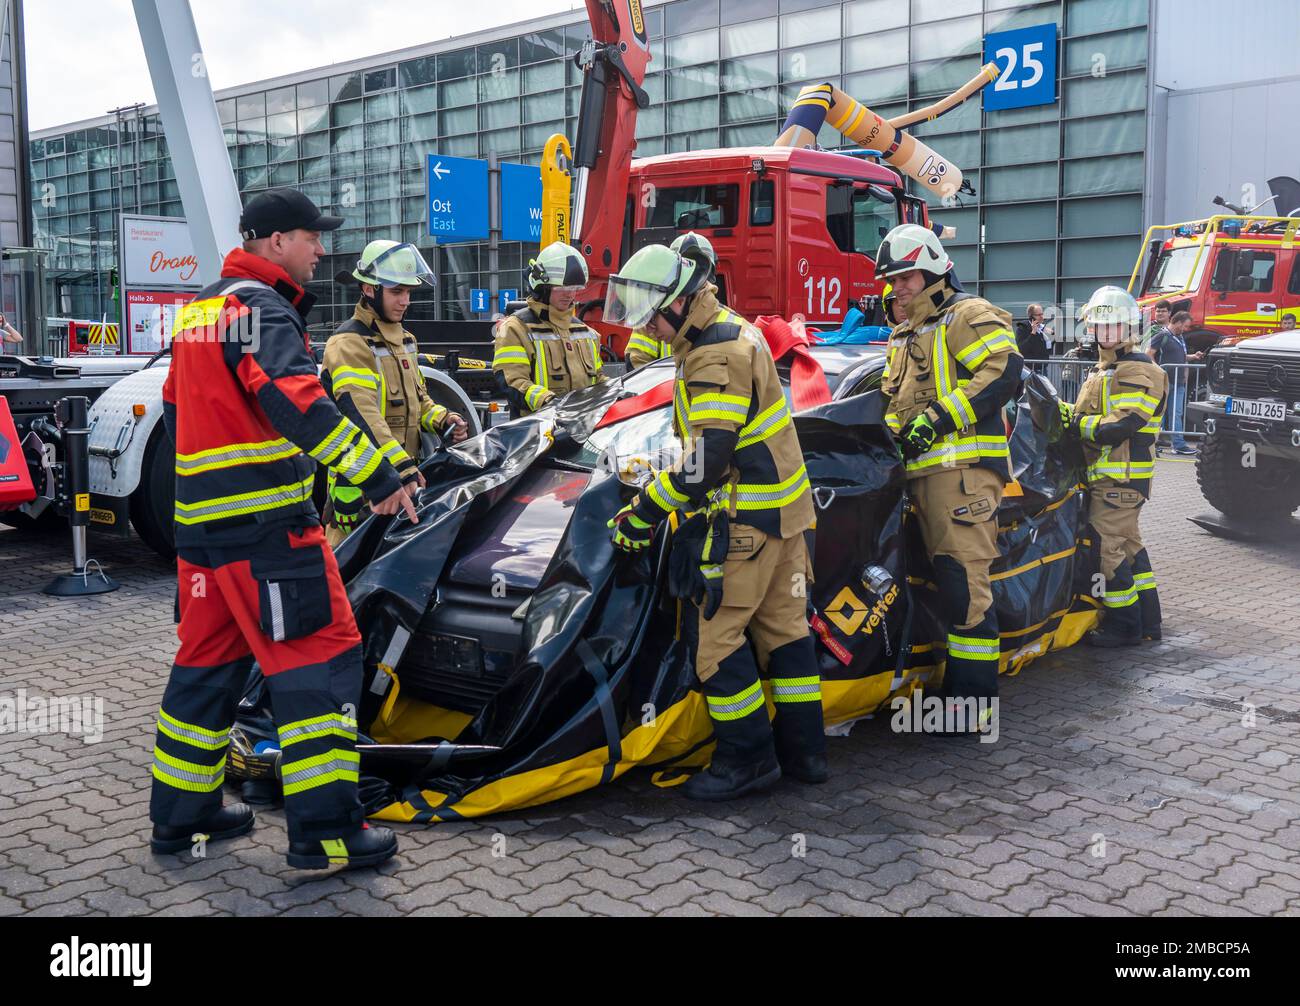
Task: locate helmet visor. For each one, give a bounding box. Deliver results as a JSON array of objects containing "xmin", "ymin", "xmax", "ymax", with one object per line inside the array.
[
  {"xmin": 603, "ymin": 274, "xmax": 675, "ymax": 330},
  {"xmin": 364, "ymin": 243, "xmax": 435, "ymax": 288}
]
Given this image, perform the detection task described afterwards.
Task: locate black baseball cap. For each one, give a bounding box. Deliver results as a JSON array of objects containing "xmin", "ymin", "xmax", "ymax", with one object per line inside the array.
[{"xmin": 239, "ymin": 188, "xmax": 344, "ymax": 240}]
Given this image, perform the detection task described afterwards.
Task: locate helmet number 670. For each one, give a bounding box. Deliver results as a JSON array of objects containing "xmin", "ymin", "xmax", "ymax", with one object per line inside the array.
[{"xmin": 805, "ymin": 276, "xmax": 841, "ymax": 318}]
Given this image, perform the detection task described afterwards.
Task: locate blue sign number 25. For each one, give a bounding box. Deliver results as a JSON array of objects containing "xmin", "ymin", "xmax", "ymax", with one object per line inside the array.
[{"xmin": 983, "ymin": 23, "xmax": 1057, "ymax": 111}]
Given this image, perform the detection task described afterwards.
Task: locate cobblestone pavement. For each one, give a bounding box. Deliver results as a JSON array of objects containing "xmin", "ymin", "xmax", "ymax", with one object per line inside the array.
[{"xmin": 2, "ymin": 458, "xmax": 1298, "ymax": 917}]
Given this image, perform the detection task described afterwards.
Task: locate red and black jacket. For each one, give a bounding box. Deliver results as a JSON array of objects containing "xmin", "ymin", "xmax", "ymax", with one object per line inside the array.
[{"xmin": 162, "ymin": 249, "xmax": 402, "ymax": 546}]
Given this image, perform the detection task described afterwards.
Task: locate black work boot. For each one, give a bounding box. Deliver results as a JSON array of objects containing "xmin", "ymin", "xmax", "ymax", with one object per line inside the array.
[
  {"xmin": 767, "ymin": 637, "xmax": 828, "ymax": 783},
  {"xmin": 287, "ymin": 821, "xmax": 398, "ymax": 871},
  {"xmin": 151, "ymin": 802, "xmax": 255, "ymax": 854},
  {"xmin": 1091, "ymin": 561, "xmax": 1142, "ymax": 646},
  {"xmin": 683, "ymin": 650, "xmax": 781, "ymax": 801},
  {"xmin": 1085, "ymin": 627, "xmax": 1142, "ymax": 648},
  {"xmin": 1131, "ymin": 549, "xmax": 1162, "ymax": 640}
]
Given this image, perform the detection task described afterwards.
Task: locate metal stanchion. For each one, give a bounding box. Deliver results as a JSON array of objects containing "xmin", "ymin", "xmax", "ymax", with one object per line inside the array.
[{"xmin": 43, "ymin": 395, "xmax": 119, "ymax": 597}]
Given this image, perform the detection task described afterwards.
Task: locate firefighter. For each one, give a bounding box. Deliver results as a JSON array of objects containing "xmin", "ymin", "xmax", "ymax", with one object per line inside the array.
[
  {"xmin": 875, "ymin": 224, "xmax": 1021, "ymax": 732},
  {"xmin": 321, "ymin": 240, "xmax": 468, "ymax": 547},
  {"xmin": 603, "ymin": 244, "xmax": 826, "ymax": 800},
  {"xmin": 1059, "ymin": 286, "xmax": 1166, "ymax": 645},
  {"xmin": 625, "ymin": 232, "xmax": 717, "ymax": 368},
  {"xmin": 150, "ymin": 189, "xmax": 417, "ymax": 870},
  {"xmin": 492, "ymin": 241, "xmax": 605, "ymax": 414}
]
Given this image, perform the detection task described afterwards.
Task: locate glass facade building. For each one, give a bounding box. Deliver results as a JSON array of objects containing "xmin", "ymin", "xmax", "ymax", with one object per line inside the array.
[{"xmin": 27, "ymin": 0, "xmax": 1151, "ymax": 335}]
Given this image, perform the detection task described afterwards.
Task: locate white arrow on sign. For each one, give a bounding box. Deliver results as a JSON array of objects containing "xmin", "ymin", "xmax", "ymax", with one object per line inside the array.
[{"xmin": 431, "ymin": 161, "xmax": 451, "ymax": 181}]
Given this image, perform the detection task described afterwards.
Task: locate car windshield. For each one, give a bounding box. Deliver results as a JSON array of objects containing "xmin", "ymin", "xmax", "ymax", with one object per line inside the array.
[
  {"xmin": 575, "ymin": 401, "xmax": 680, "ymax": 472},
  {"xmin": 1147, "ymin": 245, "xmax": 1208, "ymax": 294}
]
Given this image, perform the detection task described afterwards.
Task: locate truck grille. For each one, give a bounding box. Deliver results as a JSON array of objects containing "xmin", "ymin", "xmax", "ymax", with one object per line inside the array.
[{"xmin": 1226, "ymin": 354, "xmax": 1300, "ymax": 400}]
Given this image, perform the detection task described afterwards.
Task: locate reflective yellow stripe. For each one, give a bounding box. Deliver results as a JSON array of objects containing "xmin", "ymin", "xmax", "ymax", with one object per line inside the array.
[
  {"xmin": 156, "ymin": 709, "xmax": 229, "ymax": 750},
  {"xmin": 175, "ymin": 438, "xmax": 299, "ymax": 476},
  {"xmin": 904, "ymin": 434, "xmax": 1009, "ymax": 472},
  {"xmin": 627, "ymin": 332, "xmax": 661, "ymax": 356},
  {"xmin": 647, "ymin": 471, "xmax": 690, "ymax": 512},
  {"xmin": 524, "ymin": 385, "xmax": 549, "ymax": 410},
  {"xmin": 309, "ymin": 417, "xmax": 358, "ymax": 465},
  {"xmin": 280, "ymin": 749, "xmax": 360, "ymax": 796},
  {"xmin": 330, "ymin": 365, "xmax": 380, "ymax": 394},
  {"xmin": 947, "ymin": 633, "xmax": 1000, "ymax": 661},
  {"xmin": 151, "ymin": 749, "xmax": 226, "ymax": 793},
  {"xmin": 277, "ymin": 711, "xmax": 358, "ymax": 748},
  {"xmin": 771, "ymin": 676, "xmax": 821, "ymax": 703},
  {"xmin": 737, "ymin": 396, "xmax": 791, "ymax": 449},
  {"xmin": 493, "ymin": 347, "xmax": 530, "ymax": 367},
  {"xmin": 733, "ymin": 465, "xmax": 811, "ymax": 509},
  {"xmin": 955, "ymin": 328, "xmax": 1017, "ymax": 369},
  {"xmin": 706, "ymin": 680, "xmax": 766, "ymax": 721},
  {"xmin": 421, "ymin": 403, "xmax": 448, "ymax": 432},
  {"xmin": 688, "ymin": 392, "xmax": 750, "ymax": 423},
  {"xmin": 379, "ymin": 439, "xmax": 412, "ymax": 469},
  {"xmin": 335, "ymin": 436, "xmax": 383, "ymax": 485},
  {"xmin": 175, "ymin": 474, "xmax": 316, "ymax": 524}
]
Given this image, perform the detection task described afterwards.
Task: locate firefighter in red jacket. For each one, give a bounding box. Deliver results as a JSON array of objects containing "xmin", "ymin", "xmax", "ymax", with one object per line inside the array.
[{"xmin": 149, "ymin": 189, "xmax": 417, "ymax": 871}]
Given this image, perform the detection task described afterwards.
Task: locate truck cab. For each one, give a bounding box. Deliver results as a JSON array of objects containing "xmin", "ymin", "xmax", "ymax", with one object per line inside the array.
[
  {"xmin": 582, "ymin": 146, "xmax": 924, "ymax": 348},
  {"xmin": 1132, "ymin": 215, "xmax": 1300, "ymax": 351}
]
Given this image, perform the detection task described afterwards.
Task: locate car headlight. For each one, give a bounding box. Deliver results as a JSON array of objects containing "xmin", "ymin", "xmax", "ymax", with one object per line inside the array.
[{"xmin": 1210, "ymin": 356, "xmax": 1228, "ymax": 388}]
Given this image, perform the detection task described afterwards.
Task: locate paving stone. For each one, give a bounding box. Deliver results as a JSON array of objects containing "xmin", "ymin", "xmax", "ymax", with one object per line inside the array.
[{"xmin": 2, "ymin": 461, "xmax": 1298, "ymax": 916}]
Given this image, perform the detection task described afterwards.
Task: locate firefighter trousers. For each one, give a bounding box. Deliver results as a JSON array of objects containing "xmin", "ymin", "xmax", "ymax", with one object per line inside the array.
[
  {"xmin": 908, "ymin": 466, "xmax": 1003, "ymax": 700},
  {"xmin": 1088, "ymin": 484, "xmax": 1160, "ymax": 637},
  {"xmin": 149, "ymin": 523, "xmax": 367, "ymax": 844},
  {"xmin": 685, "ymin": 524, "xmax": 823, "ymax": 760}
]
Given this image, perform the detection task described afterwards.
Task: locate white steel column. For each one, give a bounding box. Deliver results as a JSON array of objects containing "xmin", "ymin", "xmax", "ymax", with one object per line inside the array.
[{"xmin": 131, "ymin": 0, "xmax": 243, "ymax": 286}]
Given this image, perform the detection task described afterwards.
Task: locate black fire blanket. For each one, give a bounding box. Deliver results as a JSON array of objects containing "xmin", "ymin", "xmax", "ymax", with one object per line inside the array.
[{"xmin": 232, "ymin": 371, "xmax": 1100, "ymax": 823}]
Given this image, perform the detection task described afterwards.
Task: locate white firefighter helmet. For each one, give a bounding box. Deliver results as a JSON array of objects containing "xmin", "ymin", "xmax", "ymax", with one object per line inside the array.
[
  {"xmin": 1080, "ymin": 285, "xmax": 1140, "ymax": 348},
  {"xmin": 874, "ymin": 223, "xmax": 952, "ymax": 279},
  {"xmin": 527, "ymin": 241, "xmax": 589, "ymax": 293},
  {"xmin": 351, "ymin": 240, "xmax": 435, "ymax": 288}
]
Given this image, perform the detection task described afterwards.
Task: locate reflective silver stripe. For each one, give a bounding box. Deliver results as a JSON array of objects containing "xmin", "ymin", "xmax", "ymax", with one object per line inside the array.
[
  {"xmin": 312, "ymin": 422, "xmax": 357, "ymax": 465},
  {"xmin": 737, "ymin": 399, "xmax": 790, "ymax": 448},
  {"xmin": 706, "ymin": 684, "xmax": 764, "ymax": 716},
  {"xmin": 175, "ymin": 439, "xmax": 296, "ymax": 473},
  {"xmin": 281, "ymin": 755, "xmax": 358, "ymax": 787},
  {"xmin": 772, "ymin": 681, "xmax": 821, "ymax": 700},
  {"xmin": 338, "ymin": 440, "xmax": 381, "ymax": 483},
  {"xmin": 278, "ymin": 714, "xmax": 358, "ymax": 746},
  {"xmin": 174, "ymin": 477, "xmax": 315, "ymax": 522},
  {"xmin": 268, "ymin": 582, "xmax": 285, "ymax": 641}
]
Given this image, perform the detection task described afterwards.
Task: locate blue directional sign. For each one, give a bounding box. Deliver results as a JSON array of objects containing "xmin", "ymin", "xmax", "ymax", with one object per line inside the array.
[
  {"xmin": 501, "ymin": 162, "xmax": 543, "ymax": 243},
  {"xmin": 470, "ymin": 288, "xmax": 490, "ymax": 313},
  {"xmin": 499, "ymin": 289, "xmax": 519, "ymax": 313},
  {"xmin": 983, "ymin": 23, "xmax": 1057, "ymax": 111},
  {"xmin": 427, "ymin": 154, "xmax": 489, "ymax": 242}
]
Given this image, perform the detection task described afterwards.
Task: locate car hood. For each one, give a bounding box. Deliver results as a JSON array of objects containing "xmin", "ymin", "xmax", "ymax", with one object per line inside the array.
[
  {"xmin": 443, "ymin": 464, "xmax": 592, "ymax": 591},
  {"xmin": 1231, "ymin": 330, "xmax": 1300, "ymax": 353}
]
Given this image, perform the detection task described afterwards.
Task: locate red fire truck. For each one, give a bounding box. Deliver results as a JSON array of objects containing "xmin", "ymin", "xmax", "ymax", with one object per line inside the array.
[{"xmin": 1129, "ymin": 213, "xmax": 1300, "ymax": 351}]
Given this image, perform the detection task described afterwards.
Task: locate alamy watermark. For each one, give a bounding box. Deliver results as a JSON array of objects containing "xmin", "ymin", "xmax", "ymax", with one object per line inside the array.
[
  {"xmin": 890, "ymin": 687, "xmax": 999, "ymax": 743},
  {"xmin": 0, "ymin": 689, "xmax": 104, "ymax": 743}
]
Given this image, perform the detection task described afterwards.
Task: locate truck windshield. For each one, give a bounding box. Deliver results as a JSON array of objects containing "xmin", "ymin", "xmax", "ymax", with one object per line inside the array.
[
  {"xmin": 646, "ymin": 184, "xmax": 740, "ymax": 230},
  {"xmin": 1147, "ymin": 246, "xmax": 1209, "ymax": 294}
]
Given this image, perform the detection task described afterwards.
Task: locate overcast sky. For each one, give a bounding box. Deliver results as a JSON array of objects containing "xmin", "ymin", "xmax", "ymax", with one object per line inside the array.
[{"xmin": 25, "ymin": 0, "xmax": 588, "ymax": 130}]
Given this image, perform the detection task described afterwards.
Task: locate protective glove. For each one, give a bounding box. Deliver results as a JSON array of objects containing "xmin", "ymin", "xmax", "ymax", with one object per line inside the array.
[
  {"xmin": 608, "ymin": 503, "xmax": 653, "ymax": 552},
  {"xmin": 899, "ymin": 412, "xmax": 939, "ymax": 460},
  {"xmin": 1057, "ymin": 400, "xmax": 1079, "ymax": 434}
]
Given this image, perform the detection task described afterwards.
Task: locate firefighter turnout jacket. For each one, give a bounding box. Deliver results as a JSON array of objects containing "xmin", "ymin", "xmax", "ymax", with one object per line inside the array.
[
  {"xmin": 881, "ymin": 277, "xmax": 1021, "ymax": 481},
  {"xmin": 162, "ymin": 249, "xmax": 403, "ymax": 546},
  {"xmin": 492, "ymin": 298, "xmax": 605, "ymax": 413},
  {"xmin": 1073, "ymin": 350, "xmax": 1167, "ymax": 498},
  {"xmin": 625, "ymin": 329, "xmax": 671, "ymax": 368},
  {"xmin": 634, "ymin": 286, "xmax": 814, "ymax": 540},
  {"xmin": 322, "ymin": 300, "xmax": 453, "ymax": 486}
]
